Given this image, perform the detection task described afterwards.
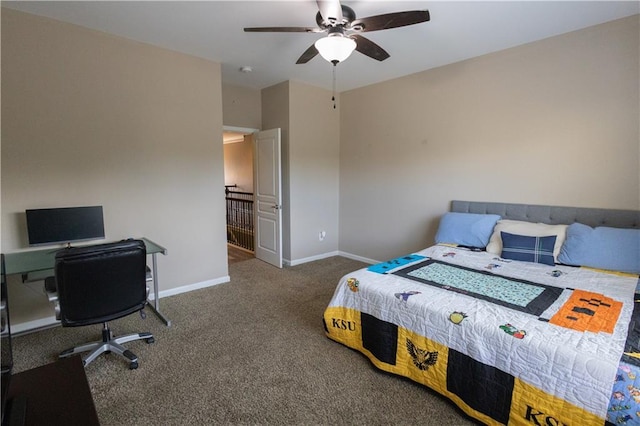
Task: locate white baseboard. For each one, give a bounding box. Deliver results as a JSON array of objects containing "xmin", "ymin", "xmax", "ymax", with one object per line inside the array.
[
  {"xmin": 149, "ymin": 275, "xmax": 230, "ymax": 300},
  {"xmin": 337, "ymin": 251, "xmax": 378, "ymax": 265},
  {"xmin": 285, "ymin": 251, "xmax": 340, "ymax": 267},
  {"xmin": 284, "ymin": 251, "xmax": 379, "ymax": 267}
]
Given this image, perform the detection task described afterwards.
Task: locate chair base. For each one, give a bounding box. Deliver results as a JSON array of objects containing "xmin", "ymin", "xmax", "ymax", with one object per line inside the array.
[{"xmin": 60, "ymin": 323, "xmax": 154, "ymax": 370}]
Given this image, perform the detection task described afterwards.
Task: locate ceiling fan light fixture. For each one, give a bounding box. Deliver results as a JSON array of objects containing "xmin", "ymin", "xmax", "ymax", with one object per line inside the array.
[{"xmin": 315, "ymin": 35, "xmax": 356, "ymax": 64}]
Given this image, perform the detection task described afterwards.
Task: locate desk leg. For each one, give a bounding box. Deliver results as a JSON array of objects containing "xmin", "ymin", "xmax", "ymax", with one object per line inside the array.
[{"xmin": 147, "ymin": 252, "xmax": 171, "ymax": 327}]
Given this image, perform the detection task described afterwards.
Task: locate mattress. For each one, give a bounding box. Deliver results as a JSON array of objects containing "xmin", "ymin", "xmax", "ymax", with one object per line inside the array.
[{"xmin": 323, "ymin": 244, "xmax": 640, "ymax": 425}]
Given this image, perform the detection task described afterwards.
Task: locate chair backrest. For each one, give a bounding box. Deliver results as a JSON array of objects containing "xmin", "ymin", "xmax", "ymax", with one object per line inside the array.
[{"xmin": 54, "ymin": 239, "xmax": 147, "ymax": 327}]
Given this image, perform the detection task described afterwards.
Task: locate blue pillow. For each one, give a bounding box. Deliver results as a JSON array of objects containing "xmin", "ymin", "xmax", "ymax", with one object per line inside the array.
[
  {"xmin": 435, "ymin": 212, "xmax": 500, "ymax": 248},
  {"xmin": 558, "ymin": 223, "xmax": 640, "ymax": 274},
  {"xmin": 500, "ymin": 232, "xmax": 556, "ymax": 266}
]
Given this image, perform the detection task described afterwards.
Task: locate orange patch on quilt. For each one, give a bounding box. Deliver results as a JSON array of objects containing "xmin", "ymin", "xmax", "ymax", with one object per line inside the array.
[{"xmin": 549, "ymin": 290, "xmax": 621, "ymax": 334}]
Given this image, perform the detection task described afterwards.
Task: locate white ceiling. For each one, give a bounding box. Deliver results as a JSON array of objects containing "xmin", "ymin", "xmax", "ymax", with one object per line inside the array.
[{"xmin": 4, "ymin": 1, "xmax": 639, "ymax": 92}]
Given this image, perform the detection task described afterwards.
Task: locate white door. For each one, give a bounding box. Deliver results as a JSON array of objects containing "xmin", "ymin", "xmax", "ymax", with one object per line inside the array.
[{"xmin": 254, "ymin": 128, "xmax": 282, "ymax": 268}]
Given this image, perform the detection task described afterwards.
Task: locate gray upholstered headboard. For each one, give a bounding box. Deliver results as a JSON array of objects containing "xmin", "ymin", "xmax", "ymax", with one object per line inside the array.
[{"xmin": 451, "ymin": 200, "xmax": 640, "ymax": 229}]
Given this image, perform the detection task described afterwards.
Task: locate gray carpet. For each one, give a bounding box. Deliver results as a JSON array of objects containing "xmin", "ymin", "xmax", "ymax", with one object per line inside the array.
[{"xmin": 11, "ymin": 256, "xmax": 478, "ymax": 425}]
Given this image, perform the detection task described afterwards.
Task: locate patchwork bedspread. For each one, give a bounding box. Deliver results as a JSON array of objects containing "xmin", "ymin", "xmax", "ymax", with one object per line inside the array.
[{"xmin": 323, "ymin": 245, "xmax": 640, "ymax": 425}]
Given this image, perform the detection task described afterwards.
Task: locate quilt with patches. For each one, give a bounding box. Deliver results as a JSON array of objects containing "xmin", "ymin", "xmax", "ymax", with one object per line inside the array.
[{"xmin": 323, "ymin": 245, "xmax": 640, "ymax": 425}]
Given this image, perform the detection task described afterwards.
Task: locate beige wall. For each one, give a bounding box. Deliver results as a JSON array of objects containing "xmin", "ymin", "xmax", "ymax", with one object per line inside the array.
[
  {"xmin": 339, "ymin": 16, "xmax": 640, "ymax": 263},
  {"xmin": 289, "ymin": 81, "xmax": 340, "ymax": 262},
  {"xmin": 1, "ymin": 9, "xmax": 228, "ymax": 327},
  {"xmin": 261, "ymin": 80, "xmax": 340, "ymax": 264},
  {"xmin": 222, "ymin": 83, "xmax": 261, "ymax": 129}
]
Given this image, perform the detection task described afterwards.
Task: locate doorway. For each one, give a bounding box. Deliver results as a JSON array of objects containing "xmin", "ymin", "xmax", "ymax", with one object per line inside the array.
[
  {"xmin": 223, "ymin": 126, "xmax": 257, "ymax": 265},
  {"xmin": 223, "ymin": 126, "xmax": 283, "ymax": 268}
]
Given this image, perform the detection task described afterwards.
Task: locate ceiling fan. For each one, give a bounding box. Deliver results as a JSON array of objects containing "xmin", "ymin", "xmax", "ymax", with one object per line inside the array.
[{"xmin": 244, "ymin": 0, "xmax": 430, "ymax": 65}]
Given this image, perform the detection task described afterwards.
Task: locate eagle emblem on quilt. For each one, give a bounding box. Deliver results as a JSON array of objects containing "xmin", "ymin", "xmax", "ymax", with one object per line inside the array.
[{"xmin": 406, "ymin": 338, "xmax": 438, "ymax": 371}]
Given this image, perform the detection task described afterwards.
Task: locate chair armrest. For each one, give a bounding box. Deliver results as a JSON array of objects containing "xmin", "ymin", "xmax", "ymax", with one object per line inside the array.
[{"xmin": 44, "ymin": 276, "xmax": 61, "ymax": 319}]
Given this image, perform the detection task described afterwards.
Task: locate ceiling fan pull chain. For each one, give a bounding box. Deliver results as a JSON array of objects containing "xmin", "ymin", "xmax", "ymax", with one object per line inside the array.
[{"xmin": 332, "ymin": 63, "xmax": 336, "ymax": 109}]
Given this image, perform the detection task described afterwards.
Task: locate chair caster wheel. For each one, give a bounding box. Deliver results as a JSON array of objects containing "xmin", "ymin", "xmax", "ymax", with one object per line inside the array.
[
  {"xmin": 129, "ymin": 361, "xmax": 138, "ymax": 370},
  {"xmin": 146, "ymin": 337, "xmax": 155, "ymax": 344}
]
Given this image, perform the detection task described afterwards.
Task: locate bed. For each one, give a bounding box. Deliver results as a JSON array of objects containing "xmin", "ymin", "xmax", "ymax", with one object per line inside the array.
[{"xmin": 323, "ymin": 201, "xmax": 640, "ymax": 426}]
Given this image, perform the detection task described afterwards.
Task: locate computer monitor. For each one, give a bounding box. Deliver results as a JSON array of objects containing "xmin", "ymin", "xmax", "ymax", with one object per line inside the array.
[{"xmin": 25, "ymin": 206, "xmax": 105, "ymax": 247}]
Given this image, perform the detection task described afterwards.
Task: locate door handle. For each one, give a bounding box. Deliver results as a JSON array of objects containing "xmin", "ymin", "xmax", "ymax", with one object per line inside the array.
[{"xmin": 272, "ymin": 204, "xmax": 281, "ymax": 210}]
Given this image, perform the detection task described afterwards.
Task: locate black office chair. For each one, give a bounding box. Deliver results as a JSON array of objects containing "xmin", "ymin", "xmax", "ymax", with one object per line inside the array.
[{"xmin": 45, "ymin": 239, "xmax": 154, "ymax": 369}]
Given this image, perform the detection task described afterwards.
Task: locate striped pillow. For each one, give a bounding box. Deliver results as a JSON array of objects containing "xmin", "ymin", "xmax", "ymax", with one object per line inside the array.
[{"xmin": 500, "ymin": 232, "xmax": 556, "ymax": 266}]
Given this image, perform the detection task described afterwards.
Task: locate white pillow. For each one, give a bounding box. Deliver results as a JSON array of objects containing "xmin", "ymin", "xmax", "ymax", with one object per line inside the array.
[{"xmin": 486, "ymin": 220, "xmax": 568, "ymax": 261}]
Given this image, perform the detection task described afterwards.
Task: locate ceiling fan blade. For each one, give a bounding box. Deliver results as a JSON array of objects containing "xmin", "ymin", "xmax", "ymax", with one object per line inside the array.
[
  {"xmin": 351, "ymin": 34, "xmax": 389, "ymax": 62},
  {"xmin": 244, "ymin": 27, "xmax": 323, "ymax": 33},
  {"xmin": 316, "ymin": 0, "xmax": 343, "ymax": 25},
  {"xmin": 351, "ymin": 10, "xmax": 430, "ymax": 32},
  {"xmin": 296, "ymin": 44, "xmax": 319, "ymax": 64}
]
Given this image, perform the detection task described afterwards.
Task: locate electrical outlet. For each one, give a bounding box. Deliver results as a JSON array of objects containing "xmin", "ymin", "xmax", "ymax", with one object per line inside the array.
[{"xmin": 319, "ymin": 231, "xmax": 326, "ymax": 241}]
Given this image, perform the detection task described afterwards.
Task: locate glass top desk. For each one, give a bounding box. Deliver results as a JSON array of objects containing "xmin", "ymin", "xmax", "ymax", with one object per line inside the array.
[{"xmin": 3, "ymin": 237, "xmax": 171, "ymax": 326}]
